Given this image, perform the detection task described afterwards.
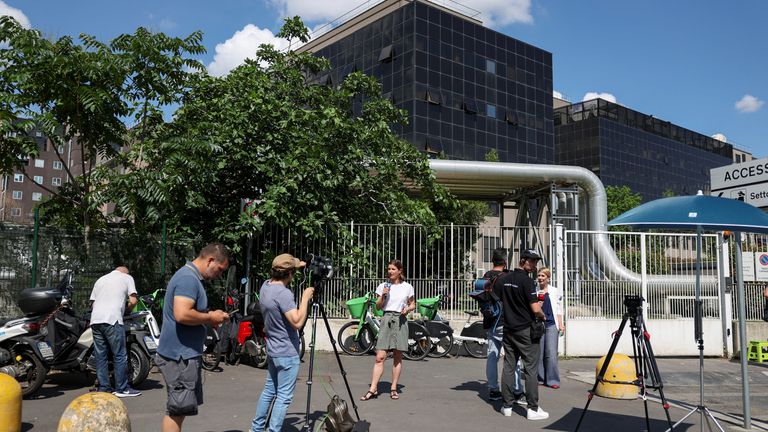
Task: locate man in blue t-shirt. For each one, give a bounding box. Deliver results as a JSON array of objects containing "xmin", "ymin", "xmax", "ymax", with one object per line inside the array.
[
  {"xmin": 156, "ymin": 243, "xmax": 231, "ymax": 432},
  {"xmin": 250, "ymin": 253, "xmax": 314, "ymax": 432}
]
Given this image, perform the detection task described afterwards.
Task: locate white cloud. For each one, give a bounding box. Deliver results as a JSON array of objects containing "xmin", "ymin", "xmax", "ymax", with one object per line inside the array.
[
  {"xmin": 266, "ymin": 0, "xmax": 532, "ymax": 28},
  {"xmin": 469, "ymin": 0, "xmax": 533, "ymax": 27},
  {"xmin": 0, "ymin": 1, "xmax": 30, "ymax": 28},
  {"xmin": 266, "ymin": 0, "xmax": 369, "ymax": 24},
  {"xmin": 711, "ymin": 133, "xmax": 727, "ymax": 142},
  {"xmin": 582, "ymin": 92, "xmax": 617, "ymax": 103},
  {"xmin": 207, "ymin": 24, "xmax": 289, "ymax": 77},
  {"xmin": 553, "ymin": 90, "xmax": 563, "ymax": 99},
  {"xmin": 159, "ymin": 19, "xmax": 178, "ymax": 31},
  {"xmin": 735, "ymin": 94, "xmax": 764, "ymax": 113}
]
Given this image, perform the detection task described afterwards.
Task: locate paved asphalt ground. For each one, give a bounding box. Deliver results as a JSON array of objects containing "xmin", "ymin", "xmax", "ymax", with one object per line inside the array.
[{"xmin": 19, "ymin": 353, "xmax": 768, "ymax": 431}]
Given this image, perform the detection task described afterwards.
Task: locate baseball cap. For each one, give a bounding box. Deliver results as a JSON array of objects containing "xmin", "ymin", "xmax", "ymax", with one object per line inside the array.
[
  {"xmin": 521, "ymin": 249, "xmax": 542, "ymax": 260},
  {"xmin": 272, "ymin": 253, "xmax": 306, "ymax": 272}
]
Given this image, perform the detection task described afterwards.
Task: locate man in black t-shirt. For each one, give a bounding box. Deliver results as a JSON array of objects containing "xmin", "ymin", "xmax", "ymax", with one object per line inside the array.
[
  {"xmin": 497, "ymin": 249, "xmax": 548, "ymax": 421},
  {"xmin": 483, "ymin": 248, "xmax": 524, "ymax": 402}
]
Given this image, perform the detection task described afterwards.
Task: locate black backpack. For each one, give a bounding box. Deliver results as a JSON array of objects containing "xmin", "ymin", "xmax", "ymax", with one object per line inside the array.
[
  {"xmin": 323, "ymin": 395, "xmax": 370, "ymax": 432},
  {"xmin": 469, "ymin": 270, "xmax": 506, "ymax": 328}
]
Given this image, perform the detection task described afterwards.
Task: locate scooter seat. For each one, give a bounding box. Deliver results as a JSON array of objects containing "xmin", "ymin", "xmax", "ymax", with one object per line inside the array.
[{"xmin": 242, "ymin": 315, "xmax": 254, "ymax": 322}]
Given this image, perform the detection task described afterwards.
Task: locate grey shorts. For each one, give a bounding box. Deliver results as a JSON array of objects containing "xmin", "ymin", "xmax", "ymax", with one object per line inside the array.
[
  {"xmin": 155, "ymin": 354, "xmax": 204, "ymax": 416},
  {"xmin": 376, "ymin": 312, "xmax": 408, "ymax": 351}
]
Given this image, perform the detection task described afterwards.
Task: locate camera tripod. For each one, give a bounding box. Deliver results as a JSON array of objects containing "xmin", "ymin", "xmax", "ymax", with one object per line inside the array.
[
  {"xmin": 302, "ymin": 284, "xmax": 366, "ymax": 432},
  {"xmin": 575, "ymin": 297, "xmax": 674, "ymax": 432}
]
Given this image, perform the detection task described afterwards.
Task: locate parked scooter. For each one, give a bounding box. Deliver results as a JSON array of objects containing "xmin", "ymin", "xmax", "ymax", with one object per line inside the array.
[
  {"xmin": 31, "ymin": 273, "xmax": 151, "ymax": 389},
  {"xmin": 0, "ymin": 309, "xmax": 53, "ymax": 397},
  {"xmin": 223, "ymin": 277, "xmax": 267, "ymax": 368},
  {"xmin": 0, "ymin": 274, "xmax": 77, "ymax": 397}
]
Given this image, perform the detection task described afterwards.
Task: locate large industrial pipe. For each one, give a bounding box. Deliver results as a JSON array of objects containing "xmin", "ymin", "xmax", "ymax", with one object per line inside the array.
[{"xmin": 427, "ymin": 160, "xmax": 713, "ymax": 284}]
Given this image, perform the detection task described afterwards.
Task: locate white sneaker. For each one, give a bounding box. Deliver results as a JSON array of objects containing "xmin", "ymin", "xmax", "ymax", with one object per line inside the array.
[
  {"xmin": 501, "ymin": 406, "xmax": 513, "ymax": 417},
  {"xmin": 527, "ymin": 407, "xmax": 549, "ymax": 420}
]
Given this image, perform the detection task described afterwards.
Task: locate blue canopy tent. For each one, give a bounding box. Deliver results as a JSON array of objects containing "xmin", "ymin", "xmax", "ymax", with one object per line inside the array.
[{"xmin": 609, "ymin": 192, "xmax": 768, "ymax": 431}]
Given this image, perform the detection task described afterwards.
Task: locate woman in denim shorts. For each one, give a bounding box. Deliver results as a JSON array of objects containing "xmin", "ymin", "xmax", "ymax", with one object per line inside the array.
[{"xmin": 360, "ymin": 259, "xmax": 415, "ymax": 401}]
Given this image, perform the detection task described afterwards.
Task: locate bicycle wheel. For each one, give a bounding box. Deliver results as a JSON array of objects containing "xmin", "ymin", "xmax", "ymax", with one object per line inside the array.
[
  {"xmin": 337, "ymin": 321, "xmax": 375, "ymax": 356},
  {"xmin": 428, "ymin": 333, "xmax": 454, "ymax": 358},
  {"xmin": 403, "ymin": 322, "xmax": 432, "ymax": 361},
  {"xmin": 463, "ymin": 340, "xmax": 488, "ymax": 358}
]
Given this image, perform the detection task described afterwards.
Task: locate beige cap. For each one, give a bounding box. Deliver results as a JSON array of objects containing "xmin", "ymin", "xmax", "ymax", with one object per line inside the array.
[{"xmin": 271, "ymin": 253, "xmax": 306, "ymax": 272}]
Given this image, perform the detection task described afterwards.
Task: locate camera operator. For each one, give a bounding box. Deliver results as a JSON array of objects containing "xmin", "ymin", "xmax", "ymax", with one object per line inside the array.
[
  {"xmin": 361, "ymin": 259, "xmax": 414, "ymax": 401},
  {"xmin": 250, "ymin": 254, "xmax": 314, "ymax": 432},
  {"xmin": 497, "ymin": 249, "xmax": 548, "ymax": 421}
]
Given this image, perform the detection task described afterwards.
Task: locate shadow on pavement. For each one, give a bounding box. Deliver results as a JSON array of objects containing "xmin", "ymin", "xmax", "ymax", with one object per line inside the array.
[{"xmin": 544, "ymin": 408, "xmax": 695, "ymax": 431}]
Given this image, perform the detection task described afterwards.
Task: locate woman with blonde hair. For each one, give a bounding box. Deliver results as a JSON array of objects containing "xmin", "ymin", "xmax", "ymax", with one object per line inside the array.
[
  {"xmin": 361, "ymin": 259, "xmax": 415, "ymax": 401},
  {"xmin": 536, "ymin": 267, "xmax": 564, "ymax": 388}
]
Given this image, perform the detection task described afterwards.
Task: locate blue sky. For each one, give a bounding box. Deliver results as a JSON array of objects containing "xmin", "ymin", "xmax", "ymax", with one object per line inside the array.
[{"xmin": 3, "ymin": 0, "xmax": 767, "ymax": 157}]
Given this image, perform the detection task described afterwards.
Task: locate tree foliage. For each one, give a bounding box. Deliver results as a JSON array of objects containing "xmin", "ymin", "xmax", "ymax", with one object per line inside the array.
[
  {"xmin": 606, "ymin": 185, "xmax": 642, "ymax": 231},
  {"xmin": 107, "ymin": 17, "xmax": 483, "ymax": 251},
  {"xmin": 0, "ymin": 16, "xmax": 205, "ymax": 237}
]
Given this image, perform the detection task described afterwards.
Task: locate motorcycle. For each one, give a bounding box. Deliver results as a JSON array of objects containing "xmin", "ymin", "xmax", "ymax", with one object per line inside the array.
[
  {"xmin": 0, "ymin": 274, "xmax": 76, "ymax": 397},
  {"xmin": 31, "ymin": 273, "xmax": 152, "ymax": 390},
  {"xmin": 0, "ymin": 311, "xmax": 50, "ymax": 398},
  {"xmin": 223, "ymin": 278, "xmax": 267, "ymax": 368}
]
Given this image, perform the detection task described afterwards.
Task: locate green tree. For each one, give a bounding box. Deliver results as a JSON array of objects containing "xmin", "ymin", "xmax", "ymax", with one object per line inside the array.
[
  {"xmin": 662, "ymin": 188, "xmax": 676, "ymax": 198},
  {"xmin": 113, "ymin": 17, "xmax": 481, "ymax": 252},
  {"xmin": 0, "ymin": 17, "xmax": 204, "ymax": 238},
  {"xmin": 606, "ymin": 185, "xmax": 642, "ymax": 231}
]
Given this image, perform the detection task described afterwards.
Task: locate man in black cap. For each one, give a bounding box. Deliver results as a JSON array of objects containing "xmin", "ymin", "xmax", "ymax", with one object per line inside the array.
[{"xmin": 497, "ymin": 248, "xmax": 548, "ymax": 421}]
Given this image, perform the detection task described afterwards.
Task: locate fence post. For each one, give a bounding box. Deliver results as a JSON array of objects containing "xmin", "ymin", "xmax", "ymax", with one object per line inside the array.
[
  {"xmin": 640, "ymin": 233, "xmax": 648, "ymax": 323},
  {"xmin": 31, "ymin": 206, "xmax": 40, "ymax": 288},
  {"xmin": 450, "ymin": 223, "xmax": 454, "ymax": 322}
]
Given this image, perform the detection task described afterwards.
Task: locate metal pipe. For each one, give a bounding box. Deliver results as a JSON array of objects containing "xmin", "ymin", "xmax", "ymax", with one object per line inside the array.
[{"xmin": 427, "ymin": 159, "xmax": 715, "ymax": 285}]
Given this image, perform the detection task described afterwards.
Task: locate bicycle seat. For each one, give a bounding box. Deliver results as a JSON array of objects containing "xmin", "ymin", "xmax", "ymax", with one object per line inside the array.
[{"xmin": 464, "ymin": 310, "xmax": 479, "ymax": 317}]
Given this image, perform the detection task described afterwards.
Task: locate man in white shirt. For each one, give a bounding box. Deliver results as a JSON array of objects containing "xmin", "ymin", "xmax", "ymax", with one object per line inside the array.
[{"xmin": 89, "ymin": 266, "xmax": 141, "ymax": 397}]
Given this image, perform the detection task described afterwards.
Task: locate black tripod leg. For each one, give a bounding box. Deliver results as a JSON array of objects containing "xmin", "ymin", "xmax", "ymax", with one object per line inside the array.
[
  {"xmin": 302, "ymin": 303, "xmax": 319, "ymax": 432},
  {"xmin": 575, "ymin": 313, "xmax": 630, "ymax": 432},
  {"xmin": 318, "ymin": 303, "xmax": 362, "ymax": 421},
  {"xmin": 640, "ymin": 328, "xmax": 674, "ymax": 431}
]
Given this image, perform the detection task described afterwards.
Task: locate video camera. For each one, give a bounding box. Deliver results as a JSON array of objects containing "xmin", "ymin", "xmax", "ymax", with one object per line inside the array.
[
  {"xmin": 623, "ymin": 294, "xmax": 644, "ymax": 314},
  {"xmin": 303, "ymin": 254, "xmax": 334, "ymax": 287}
]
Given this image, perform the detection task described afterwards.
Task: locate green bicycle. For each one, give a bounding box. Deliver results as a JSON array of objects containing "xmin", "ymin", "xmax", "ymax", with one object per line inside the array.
[{"xmin": 337, "ymin": 292, "xmax": 432, "ymax": 361}]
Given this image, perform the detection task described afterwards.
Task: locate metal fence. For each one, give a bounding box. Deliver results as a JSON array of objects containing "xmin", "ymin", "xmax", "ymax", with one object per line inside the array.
[
  {"xmin": 0, "ymin": 224, "xmax": 198, "ymax": 318},
  {"xmin": 247, "ymin": 223, "xmax": 551, "ymax": 319},
  {"xmin": 564, "ymin": 230, "xmax": 722, "ymax": 321},
  {"xmin": 2, "ymin": 223, "xmax": 767, "ymax": 324}
]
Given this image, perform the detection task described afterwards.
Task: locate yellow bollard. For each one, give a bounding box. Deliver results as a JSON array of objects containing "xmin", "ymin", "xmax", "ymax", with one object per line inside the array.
[
  {"xmin": 57, "ymin": 392, "xmax": 131, "ymax": 432},
  {"xmin": 595, "ymin": 353, "xmax": 639, "ymax": 400},
  {"xmin": 0, "ymin": 373, "xmax": 22, "ymax": 432}
]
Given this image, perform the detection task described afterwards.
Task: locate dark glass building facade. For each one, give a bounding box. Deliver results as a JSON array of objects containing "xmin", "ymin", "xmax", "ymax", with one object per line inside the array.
[
  {"xmin": 300, "ymin": 0, "xmax": 554, "ymax": 163},
  {"xmin": 555, "ymin": 99, "xmax": 733, "ymax": 201}
]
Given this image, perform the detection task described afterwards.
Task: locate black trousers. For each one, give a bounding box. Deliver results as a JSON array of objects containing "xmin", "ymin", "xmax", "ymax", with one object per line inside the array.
[{"xmin": 501, "ymin": 326, "xmax": 541, "ymax": 410}]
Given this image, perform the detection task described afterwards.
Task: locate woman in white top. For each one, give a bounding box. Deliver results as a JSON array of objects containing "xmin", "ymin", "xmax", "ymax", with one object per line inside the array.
[
  {"xmin": 536, "ymin": 267, "xmax": 564, "ymax": 388},
  {"xmin": 361, "ymin": 259, "xmax": 415, "ymax": 401}
]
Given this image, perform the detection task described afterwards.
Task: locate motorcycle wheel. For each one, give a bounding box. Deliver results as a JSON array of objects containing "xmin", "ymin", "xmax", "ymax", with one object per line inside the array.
[
  {"xmin": 202, "ymin": 341, "xmax": 222, "ymax": 371},
  {"xmin": 13, "ymin": 348, "xmax": 47, "ymax": 398},
  {"xmin": 253, "ymin": 336, "xmax": 268, "ymax": 369},
  {"xmin": 128, "ymin": 344, "xmax": 150, "ymax": 387}
]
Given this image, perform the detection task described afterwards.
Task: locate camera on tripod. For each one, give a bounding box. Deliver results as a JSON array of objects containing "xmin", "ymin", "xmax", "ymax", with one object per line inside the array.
[
  {"xmin": 303, "ymin": 253, "xmax": 334, "ymax": 287},
  {"xmin": 623, "ymin": 294, "xmax": 644, "ymax": 314}
]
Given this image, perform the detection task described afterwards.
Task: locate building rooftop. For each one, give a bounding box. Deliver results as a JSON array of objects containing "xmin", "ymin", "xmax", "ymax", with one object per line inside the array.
[{"xmin": 555, "ymin": 98, "xmax": 733, "ymax": 158}]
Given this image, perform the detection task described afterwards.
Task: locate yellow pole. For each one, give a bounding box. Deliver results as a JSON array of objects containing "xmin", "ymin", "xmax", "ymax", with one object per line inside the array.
[{"xmin": 0, "ymin": 373, "xmax": 22, "ymax": 432}]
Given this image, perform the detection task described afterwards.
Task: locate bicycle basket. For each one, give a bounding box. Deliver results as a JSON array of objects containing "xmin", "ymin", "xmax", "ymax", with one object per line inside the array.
[
  {"xmin": 417, "ymin": 296, "xmax": 440, "ymax": 320},
  {"xmin": 346, "ymin": 296, "xmax": 368, "ymax": 319}
]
